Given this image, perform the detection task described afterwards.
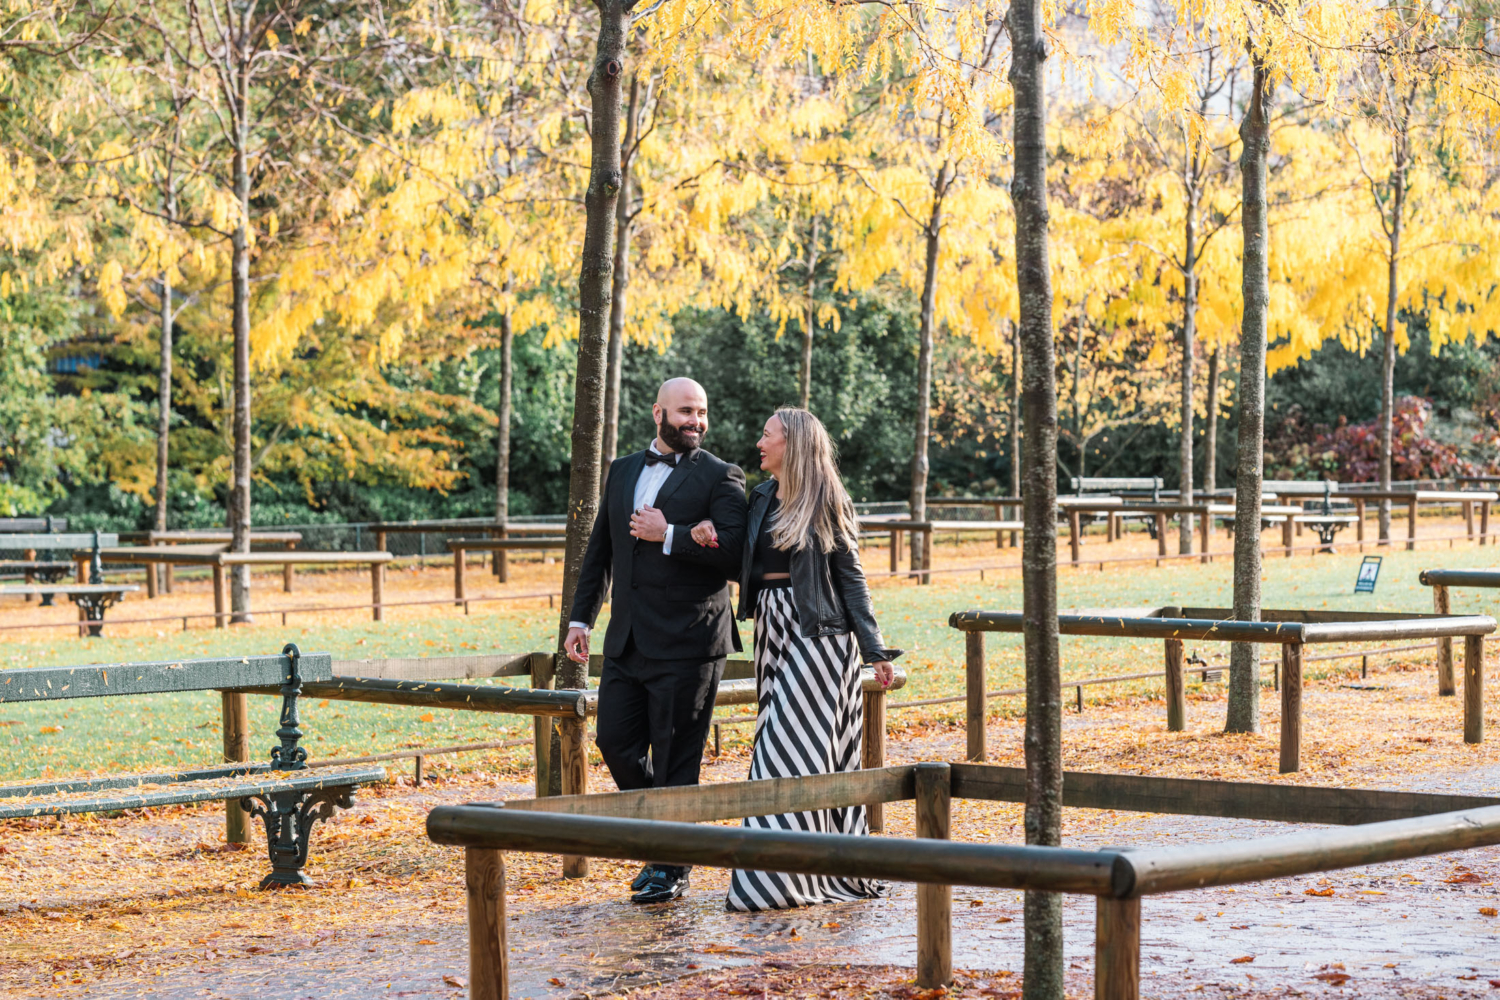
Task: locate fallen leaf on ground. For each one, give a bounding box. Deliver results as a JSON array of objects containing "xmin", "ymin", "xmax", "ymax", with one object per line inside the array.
[
  {"xmin": 1480, "ymin": 907, "xmax": 1498, "ymax": 917},
  {"xmin": 417, "ymin": 939, "xmax": 437, "ymax": 945},
  {"xmin": 1304, "ymin": 888, "xmax": 1335, "ymax": 897},
  {"xmin": 1312, "ymin": 972, "xmax": 1352, "ymax": 985},
  {"xmin": 442, "ymin": 976, "xmax": 465, "ymax": 988},
  {"xmin": 1231, "ymin": 956, "xmax": 1255, "ymax": 964}
]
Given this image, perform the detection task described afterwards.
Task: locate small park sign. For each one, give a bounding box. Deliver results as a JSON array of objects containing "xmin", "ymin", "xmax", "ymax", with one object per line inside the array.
[{"xmin": 1355, "ymin": 556, "xmax": 1383, "ymax": 594}]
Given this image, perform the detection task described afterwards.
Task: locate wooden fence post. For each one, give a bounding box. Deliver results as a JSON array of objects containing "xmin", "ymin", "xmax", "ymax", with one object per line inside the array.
[
  {"xmin": 890, "ymin": 528, "xmax": 901, "ymax": 573},
  {"xmin": 494, "ymin": 526, "xmax": 509, "ymax": 582},
  {"xmin": 1353, "ymin": 498, "xmax": 1365, "ymax": 544},
  {"xmin": 1464, "ymin": 634, "xmax": 1484, "ymax": 745},
  {"xmin": 1094, "ymin": 896, "xmax": 1140, "ymax": 1000},
  {"xmin": 222, "ymin": 691, "xmax": 250, "ymax": 843},
  {"xmin": 861, "ymin": 687, "xmax": 887, "ymax": 833},
  {"xmin": 531, "ymin": 654, "xmax": 555, "ymax": 798},
  {"xmin": 371, "ymin": 563, "xmax": 384, "ymax": 622},
  {"xmin": 560, "ymin": 716, "xmax": 590, "ymax": 878},
  {"xmin": 1434, "ymin": 584, "xmax": 1456, "ymax": 697},
  {"xmin": 466, "ymin": 847, "xmax": 508, "ymax": 1000},
  {"xmin": 1482, "ymin": 501, "xmax": 1491, "ymax": 545},
  {"xmin": 283, "ymin": 541, "xmax": 296, "ymax": 593},
  {"xmin": 213, "ymin": 563, "xmax": 227, "ymax": 629},
  {"xmin": 1280, "ymin": 642, "xmax": 1303, "ymax": 774},
  {"xmin": 966, "ymin": 631, "xmax": 987, "ymax": 763},
  {"xmin": 1407, "ymin": 499, "xmax": 1417, "ymax": 551},
  {"xmin": 1282, "ymin": 516, "xmax": 1294, "ymax": 558},
  {"xmin": 915, "ymin": 763, "xmax": 953, "ymax": 989},
  {"xmin": 1465, "ymin": 500, "xmax": 1475, "ymax": 541},
  {"xmin": 1070, "ymin": 510, "xmax": 1082, "ymax": 564},
  {"xmin": 1198, "ymin": 509, "xmax": 1210, "ymax": 563},
  {"xmin": 1164, "ymin": 638, "xmax": 1185, "ymax": 732},
  {"xmin": 454, "ymin": 547, "xmax": 467, "ymax": 605}
]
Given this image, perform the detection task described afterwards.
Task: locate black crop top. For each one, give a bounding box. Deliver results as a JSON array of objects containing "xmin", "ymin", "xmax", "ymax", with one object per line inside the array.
[{"xmin": 752, "ymin": 497, "xmax": 792, "ymax": 579}]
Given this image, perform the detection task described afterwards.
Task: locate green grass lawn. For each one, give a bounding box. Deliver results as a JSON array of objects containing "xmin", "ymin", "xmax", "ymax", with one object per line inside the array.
[{"xmin": 4, "ymin": 543, "xmax": 1496, "ymax": 782}]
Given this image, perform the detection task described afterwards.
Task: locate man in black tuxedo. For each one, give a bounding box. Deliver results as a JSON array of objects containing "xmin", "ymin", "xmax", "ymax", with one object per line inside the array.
[{"xmin": 565, "ymin": 377, "xmax": 747, "ymax": 904}]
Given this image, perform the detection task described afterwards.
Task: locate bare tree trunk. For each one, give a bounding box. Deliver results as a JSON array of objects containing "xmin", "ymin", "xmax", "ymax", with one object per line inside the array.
[
  {"xmin": 494, "ymin": 306, "xmax": 513, "ymax": 524},
  {"xmin": 1009, "ymin": 2, "xmax": 1062, "ymax": 995},
  {"xmin": 228, "ymin": 18, "xmax": 253, "ymax": 623},
  {"xmin": 555, "ymin": 0, "xmax": 629, "ymax": 696},
  {"xmin": 799, "ymin": 215, "xmax": 819, "ymax": 408},
  {"xmin": 908, "ymin": 165, "xmax": 948, "ymax": 576},
  {"xmin": 1178, "ymin": 177, "xmax": 1199, "ymax": 555},
  {"xmin": 1009, "ymin": 318, "xmax": 1021, "ymax": 498},
  {"xmin": 1204, "ymin": 347, "xmax": 1220, "ymax": 494},
  {"xmin": 601, "ymin": 74, "xmax": 641, "ymax": 481},
  {"xmin": 1378, "ymin": 137, "xmax": 1406, "ymax": 542},
  {"xmin": 154, "ymin": 267, "xmax": 173, "ymax": 535},
  {"xmin": 1226, "ymin": 55, "xmax": 1273, "ymax": 734}
]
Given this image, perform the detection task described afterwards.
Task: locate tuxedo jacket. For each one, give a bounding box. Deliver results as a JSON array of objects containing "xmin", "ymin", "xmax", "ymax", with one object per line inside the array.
[{"xmin": 570, "ymin": 448, "xmax": 748, "ymax": 660}]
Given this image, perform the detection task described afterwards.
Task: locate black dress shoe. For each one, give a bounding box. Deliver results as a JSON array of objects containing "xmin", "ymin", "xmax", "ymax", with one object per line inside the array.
[
  {"xmin": 630, "ymin": 864, "xmax": 657, "ymax": 891},
  {"xmin": 631, "ymin": 865, "xmax": 690, "ymax": 904}
]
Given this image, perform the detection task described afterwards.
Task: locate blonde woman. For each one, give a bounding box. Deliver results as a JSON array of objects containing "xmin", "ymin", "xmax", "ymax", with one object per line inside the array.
[{"xmin": 691, "ymin": 407, "xmax": 900, "ymax": 912}]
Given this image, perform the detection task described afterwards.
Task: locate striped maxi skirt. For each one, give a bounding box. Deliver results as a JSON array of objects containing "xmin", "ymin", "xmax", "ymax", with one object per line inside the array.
[{"xmin": 724, "ymin": 584, "xmax": 890, "ymax": 912}]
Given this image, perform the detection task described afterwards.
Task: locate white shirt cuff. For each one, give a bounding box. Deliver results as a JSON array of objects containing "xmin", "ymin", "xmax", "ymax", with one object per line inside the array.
[
  {"xmin": 662, "ymin": 524, "xmax": 674, "ymax": 555},
  {"xmin": 568, "ymin": 621, "xmax": 590, "ymax": 633}
]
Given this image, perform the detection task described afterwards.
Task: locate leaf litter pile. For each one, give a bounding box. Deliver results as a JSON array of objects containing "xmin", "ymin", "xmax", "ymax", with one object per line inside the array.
[{"xmin": 5, "ymin": 546, "xmax": 1500, "ymax": 998}]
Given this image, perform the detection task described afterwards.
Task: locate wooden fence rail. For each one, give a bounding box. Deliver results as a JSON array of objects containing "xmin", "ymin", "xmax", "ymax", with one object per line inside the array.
[
  {"xmin": 950, "ymin": 608, "xmax": 1495, "ymax": 772},
  {"xmin": 427, "ymin": 761, "xmax": 1500, "ymax": 1000}
]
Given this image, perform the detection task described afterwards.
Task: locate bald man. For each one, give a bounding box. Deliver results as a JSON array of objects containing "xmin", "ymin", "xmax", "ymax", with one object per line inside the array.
[{"xmin": 566, "ymin": 377, "xmax": 748, "ymax": 904}]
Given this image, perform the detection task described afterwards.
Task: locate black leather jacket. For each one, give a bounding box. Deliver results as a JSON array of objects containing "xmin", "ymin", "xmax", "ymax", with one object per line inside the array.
[{"xmin": 736, "ymin": 480, "xmax": 902, "ymax": 665}]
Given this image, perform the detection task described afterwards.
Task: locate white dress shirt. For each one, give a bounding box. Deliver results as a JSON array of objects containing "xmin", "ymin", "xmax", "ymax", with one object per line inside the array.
[{"xmin": 570, "ymin": 442, "xmax": 678, "ymax": 633}]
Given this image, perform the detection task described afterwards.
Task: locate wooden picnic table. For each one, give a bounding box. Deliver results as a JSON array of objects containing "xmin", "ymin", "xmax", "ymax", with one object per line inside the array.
[
  {"xmin": 1060, "ymin": 502, "xmax": 1212, "ymax": 562},
  {"xmin": 374, "ymin": 521, "xmax": 563, "ymax": 583},
  {"xmin": 926, "ymin": 497, "xmax": 1023, "ymax": 547},
  {"xmin": 1335, "ymin": 490, "xmax": 1498, "ymax": 549},
  {"xmin": 444, "ymin": 537, "xmax": 567, "ymax": 600},
  {"xmin": 88, "ymin": 547, "xmax": 394, "ymax": 626},
  {"xmin": 113, "ymin": 531, "xmax": 303, "ymax": 596}
]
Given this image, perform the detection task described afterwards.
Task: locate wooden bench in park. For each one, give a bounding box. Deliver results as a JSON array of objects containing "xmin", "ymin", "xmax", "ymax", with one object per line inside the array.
[
  {"xmin": 0, "ymin": 515, "xmax": 71, "ymax": 600},
  {"xmin": 0, "ymin": 531, "xmax": 140, "ymax": 634},
  {"xmin": 950, "ymin": 606, "xmax": 1496, "ymax": 773},
  {"xmin": 113, "ymin": 530, "xmax": 304, "ymax": 596},
  {"xmin": 90, "ymin": 546, "xmax": 394, "ymax": 625},
  {"xmin": 1070, "ymin": 476, "xmax": 1164, "ymax": 500},
  {"xmin": 288, "ymin": 650, "xmax": 905, "ymax": 830},
  {"xmin": 0, "ymin": 644, "xmax": 386, "ymax": 888},
  {"xmin": 445, "ymin": 537, "xmax": 566, "ymax": 598},
  {"xmin": 429, "ymin": 761, "xmax": 1500, "ymax": 1000}
]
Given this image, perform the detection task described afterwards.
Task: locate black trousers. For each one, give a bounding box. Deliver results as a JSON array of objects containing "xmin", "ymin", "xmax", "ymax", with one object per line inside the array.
[{"xmin": 595, "ymin": 633, "xmax": 724, "ymax": 793}]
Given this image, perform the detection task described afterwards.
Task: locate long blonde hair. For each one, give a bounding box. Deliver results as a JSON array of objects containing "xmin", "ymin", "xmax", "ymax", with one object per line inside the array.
[{"xmin": 768, "ymin": 407, "xmax": 860, "ymax": 553}]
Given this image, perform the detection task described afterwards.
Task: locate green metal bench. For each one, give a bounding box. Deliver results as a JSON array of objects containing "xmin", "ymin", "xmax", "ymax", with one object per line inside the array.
[{"xmin": 0, "ymin": 644, "xmax": 386, "ymax": 888}]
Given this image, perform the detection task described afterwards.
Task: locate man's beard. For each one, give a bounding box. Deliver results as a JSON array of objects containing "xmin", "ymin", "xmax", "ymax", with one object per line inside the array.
[{"xmin": 658, "ymin": 419, "xmax": 703, "ymax": 453}]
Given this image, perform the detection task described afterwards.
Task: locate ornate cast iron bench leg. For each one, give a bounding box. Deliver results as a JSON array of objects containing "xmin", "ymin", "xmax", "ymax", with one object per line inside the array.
[
  {"xmin": 241, "ymin": 641, "xmax": 364, "ymax": 889},
  {"xmin": 71, "ymin": 592, "xmax": 120, "ymax": 637},
  {"xmin": 243, "ymin": 784, "xmax": 357, "ymax": 889}
]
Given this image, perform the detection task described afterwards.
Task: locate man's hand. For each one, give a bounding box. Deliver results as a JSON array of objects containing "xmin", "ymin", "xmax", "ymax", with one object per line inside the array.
[
  {"xmin": 565, "ymin": 626, "xmax": 590, "ymax": 664},
  {"xmin": 629, "ymin": 505, "xmax": 668, "ymax": 542}
]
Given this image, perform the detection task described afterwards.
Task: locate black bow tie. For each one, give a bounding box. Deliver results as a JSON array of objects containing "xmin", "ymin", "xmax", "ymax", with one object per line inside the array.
[{"xmin": 644, "ymin": 451, "xmax": 679, "ymax": 468}]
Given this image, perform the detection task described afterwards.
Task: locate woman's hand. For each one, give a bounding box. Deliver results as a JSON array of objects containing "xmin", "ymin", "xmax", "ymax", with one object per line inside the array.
[
  {"xmin": 871, "ymin": 661, "xmax": 895, "ymax": 688},
  {"xmin": 691, "ymin": 519, "xmax": 719, "ymax": 548}
]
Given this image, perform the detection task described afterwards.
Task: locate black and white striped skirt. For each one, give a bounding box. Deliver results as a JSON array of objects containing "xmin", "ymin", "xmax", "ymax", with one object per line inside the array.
[{"xmin": 724, "ymin": 584, "xmax": 889, "ymax": 912}]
